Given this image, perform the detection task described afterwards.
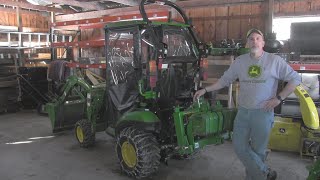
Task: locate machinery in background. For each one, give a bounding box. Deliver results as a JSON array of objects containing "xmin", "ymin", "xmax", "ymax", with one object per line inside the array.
[
  {"xmin": 263, "ymin": 32, "xmax": 283, "ymax": 53},
  {"xmin": 207, "ymin": 32, "xmax": 283, "ymax": 56},
  {"xmin": 207, "ymin": 39, "xmax": 250, "ymax": 56},
  {"xmin": 269, "ymin": 83, "xmax": 320, "ymax": 157},
  {"xmin": 46, "ymin": 0, "xmax": 237, "ymax": 178}
]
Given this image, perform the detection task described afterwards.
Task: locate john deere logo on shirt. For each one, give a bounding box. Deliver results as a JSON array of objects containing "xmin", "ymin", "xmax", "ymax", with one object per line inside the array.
[{"xmin": 248, "ymin": 65, "xmax": 261, "ymax": 78}]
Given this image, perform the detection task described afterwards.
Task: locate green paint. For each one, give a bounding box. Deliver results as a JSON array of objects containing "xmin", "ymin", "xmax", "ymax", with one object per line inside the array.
[{"xmin": 118, "ymin": 111, "xmax": 160, "ymax": 124}]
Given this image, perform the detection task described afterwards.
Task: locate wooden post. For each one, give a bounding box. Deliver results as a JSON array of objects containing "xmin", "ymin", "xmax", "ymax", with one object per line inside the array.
[
  {"xmin": 50, "ymin": 12, "xmax": 56, "ymax": 61},
  {"xmin": 16, "ymin": 7, "xmax": 22, "ymax": 32},
  {"xmin": 266, "ymin": 0, "xmax": 274, "ymax": 35},
  {"xmin": 16, "ymin": 7, "xmax": 24, "ymax": 66}
]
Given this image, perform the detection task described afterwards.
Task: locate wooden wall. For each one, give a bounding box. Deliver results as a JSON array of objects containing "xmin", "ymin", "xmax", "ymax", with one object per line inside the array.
[
  {"xmin": 186, "ymin": 2, "xmax": 266, "ymax": 44},
  {"xmin": 185, "ymin": 0, "xmax": 320, "ymax": 44},
  {"xmin": 0, "ymin": 8, "xmax": 50, "ymax": 32},
  {"xmin": 52, "ymin": 0, "xmax": 320, "ymax": 47},
  {"xmin": 274, "ymin": 0, "xmax": 320, "ymax": 16}
]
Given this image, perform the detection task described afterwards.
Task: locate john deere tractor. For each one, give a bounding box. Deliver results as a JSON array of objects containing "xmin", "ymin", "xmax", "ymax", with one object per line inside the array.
[{"xmin": 46, "ymin": 0, "xmax": 237, "ymax": 178}]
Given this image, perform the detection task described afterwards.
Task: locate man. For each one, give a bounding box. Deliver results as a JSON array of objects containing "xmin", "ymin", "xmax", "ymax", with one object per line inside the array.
[{"xmin": 193, "ymin": 28, "xmax": 301, "ymax": 180}]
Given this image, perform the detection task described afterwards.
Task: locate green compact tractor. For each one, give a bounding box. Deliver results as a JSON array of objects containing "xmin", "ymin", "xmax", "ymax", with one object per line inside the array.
[{"xmin": 46, "ymin": 0, "xmax": 237, "ymax": 178}]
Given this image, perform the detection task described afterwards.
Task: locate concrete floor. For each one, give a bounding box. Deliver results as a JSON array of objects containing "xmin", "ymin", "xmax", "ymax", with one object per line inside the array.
[{"xmin": 0, "ymin": 110, "xmax": 314, "ymax": 180}]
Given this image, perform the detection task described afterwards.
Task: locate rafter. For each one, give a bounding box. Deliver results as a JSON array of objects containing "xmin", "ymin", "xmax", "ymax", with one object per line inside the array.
[
  {"xmin": 0, "ymin": 0, "xmax": 73, "ymax": 14},
  {"xmin": 56, "ymin": 4, "xmax": 167, "ymax": 21},
  {"xmin": 50, "ymin": 0, "xmax": 104, "ymax": 11},
  {"xmin": 107, "ymin": 0, "xmax": 140, "ymax": 6}
]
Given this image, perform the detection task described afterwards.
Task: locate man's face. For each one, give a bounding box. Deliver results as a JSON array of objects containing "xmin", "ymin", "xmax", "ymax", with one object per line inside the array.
[{"xmin": 247, "ymin": 32, "xmax": 265, "ymax": 54}]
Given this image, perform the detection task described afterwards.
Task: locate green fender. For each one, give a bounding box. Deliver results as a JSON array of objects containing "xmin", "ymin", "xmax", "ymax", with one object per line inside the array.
[{"xmin": 115, "ymin": 111, "xmax": 160, "ymax": 134}]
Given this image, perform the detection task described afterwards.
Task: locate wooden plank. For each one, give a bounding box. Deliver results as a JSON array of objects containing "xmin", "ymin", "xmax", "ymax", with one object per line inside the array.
[
  {"xmin": 4, "ymin": 12, "xmax": 10, "ymax": 27},
  {"xmin": 192, "ymin": 19, "xmax": 204, "ymax": 42},
  {"xmin": 251, "ymin": 2, "xmax": 265, "ymax": 15},
  {"xmin": 251, "ymin": 3, "xmax": 265, "ymax": 32},
  {"xmin": 177, "ymin": 0, "xmax": 265, "ymax": 9},
  {"xmin": 240, "ymin": 4, "xmax": 252, "ymax": 40},
  {"xmin": 22, "ymin": 14, "xmax": 29, "ymax": 27},
  {"xmin": 104, "ymin": 0, "xmax": 138, "ymax": 6},
  {"xmin": 208, "ymin": 55, "xmax": 234, "ymax": 65},
  {"xmin": 311, "ymin": 0, "xmax": 320, "ymax": 11},
  {"xmin": 185, "ymin": 9, "xmax": 192, "ymax": 18},
  {"xmin": 30, "ymin": 15, "xmax": 37, "ymax": 28},
  {"xmin": 81, "ymin": 29, "xmax": 104, "ymax": 41},
  {"xmin": 0, "ymin": 9, "xmax": 49, "ymax": 29},
  {"xmin": 188, "ymin": 8, "xmax": 197, "ymax": 18},
  {"xmin": 215, "ymin": 6, "xmax": 228, "ymax": 42},
  {"xmin": 203, "ymin": 7, "xmax": 215, "ymax": 43},
  {"xmin": 7, "ymin": 12, "xmax": 15, "ymax": 26},
  {"xmin": 208, "ymin": 55, "xmax": 234, "ymax": 60},
  {"xmin": 228, "ymin": 5, "xmax": 241, "ymax": 40},
  {"xmin": 0, "ymin": 7, "xmax": 50, "ymax": 16},
  {"xmin": 193, "ymin": 7, "xmax": 204, "ymax": 17},
  {"xmin": 294, "ymin": 1, "xmax": 311, "ymax": 13},
  {"xmin": 56, "ymin": 5, "xmax": 169, "ymax": 21},
  {"xmin": 38, "ymin": 16, "xmax": 43, "ymax": 29},
  {"xmin": 197, "ymin": 8, "xmax": 205, "ymax": 42},
  {"xmin": 189, "ymin": 8, "xmax": 205, "ymax": 41},
  {"xmin": 0, "ymin": 0, "xmax": 72, "ymax": 14},
  {"xmin": 274, "ymin": 1, "xmax": 280, "ymax": 14},
  {"xmin": 279, "ymin": 1, "xmax": 295, "ymax": 14},
  {"xmin": 208, "ymin": 60, "xmax": 233, "ymax": 66},
  {"xmin": 0, "ymin": 12, "xmax": 4, "ymax": 25}
]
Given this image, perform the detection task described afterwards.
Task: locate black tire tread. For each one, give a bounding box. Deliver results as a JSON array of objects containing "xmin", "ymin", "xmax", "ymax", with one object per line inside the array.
[
  {"xmin": 116, "ymin": 127, "xmax": 160, "ymax": 179},
  {"xmin": 75, "ymin": 119, "xmax": 95, "ymax": 148}
]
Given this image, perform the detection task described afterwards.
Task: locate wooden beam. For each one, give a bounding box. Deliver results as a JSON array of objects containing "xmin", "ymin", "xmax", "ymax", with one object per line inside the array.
[
  {"xmin": 107, "ymin": 0, "xmax": 140, "ymax": 6},
  {"xmin": 56, "ymin": 5, "xmax": 168, "ymax": 21},
  {"xmin": 59, "ymin": 0, "xmax": 315, "ymax": 22},
  {"xmin": 176, "ymin": 0, "xmax": 265, "ymax": 8},
  {"xmin": 275, "ymin": 10, "xmax": 320, "ymax": 17},
  {"xmin": 0, "ymin": 0, "xmax": 73, "ymax": 14},
  {"xmin": 56, "ymin": 0, "xmax": 267, "ymax": 21},
  {"xmin": 0, "ymin": 6, "xmax": 50, "ymax": 15},
  {"xmin": 16, "ymin": 7, "xmax": 22, "ymax": 32},
  {"xmin": 50, "ymin": 0, "xmax": 104, "ymax": 11},
  {"xmin": 56, "ymin": 0, "xmax": 264, "ymax": 22}
]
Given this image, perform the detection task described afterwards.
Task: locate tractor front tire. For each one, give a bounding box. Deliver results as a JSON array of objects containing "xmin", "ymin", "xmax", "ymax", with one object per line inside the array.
[
  {"xmin": 116, "ymin": 127, "xmax": 160, "ymax": 178},
  {"xmin": 75, "ymin": 119, "xmax": 95, "ymax": 148}
]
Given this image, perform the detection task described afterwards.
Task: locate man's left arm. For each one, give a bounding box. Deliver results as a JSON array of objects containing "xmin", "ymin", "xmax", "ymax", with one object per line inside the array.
[
  {"xmin": 264, "ymin": 58, "xmax": 301, "ymax": 111},
  {"xmin": 277, "ymin": 81, "xmax": 299, "ymax": 101}
]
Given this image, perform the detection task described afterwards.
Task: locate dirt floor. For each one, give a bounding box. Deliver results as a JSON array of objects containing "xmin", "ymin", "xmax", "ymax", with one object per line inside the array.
[{"xmin": 0, "ymin": 110, "xmax": 314, "ymax": 180}]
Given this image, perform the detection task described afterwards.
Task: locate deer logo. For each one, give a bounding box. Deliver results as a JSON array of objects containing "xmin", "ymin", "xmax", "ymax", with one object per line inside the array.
[{"xmin": 248, "ymin": 65, "xmax": 261, "ymax": 78}]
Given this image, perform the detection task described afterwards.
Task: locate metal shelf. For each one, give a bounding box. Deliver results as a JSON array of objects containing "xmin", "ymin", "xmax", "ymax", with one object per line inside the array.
[
  {"xmin": 0, "ymin": 32, "xmax": 50, "ymax": 49},
  {"xmin": 290, "ymin": 63, "xmax": 320, "ymax": 72}
]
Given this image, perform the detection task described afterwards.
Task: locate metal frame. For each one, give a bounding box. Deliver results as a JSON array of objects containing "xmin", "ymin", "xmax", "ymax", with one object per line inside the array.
[{"xmin": 0, "ymin": 32, "xmax": 51, "ymax": 49}]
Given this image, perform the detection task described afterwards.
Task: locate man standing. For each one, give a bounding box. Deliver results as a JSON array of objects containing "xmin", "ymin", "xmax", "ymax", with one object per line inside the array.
[{"xmin": 193, "ymin": 28, "xmax": 301, "ymax": 180}]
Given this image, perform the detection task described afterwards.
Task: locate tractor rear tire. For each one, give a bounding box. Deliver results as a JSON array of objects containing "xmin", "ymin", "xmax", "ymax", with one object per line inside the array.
[
  {"xmin": 75, "ymin": 119, "xmax": 95, "ymax": 148},
  {"xmin": 116, "ymin": 127, "xmax": 160, "ymax": 179}
]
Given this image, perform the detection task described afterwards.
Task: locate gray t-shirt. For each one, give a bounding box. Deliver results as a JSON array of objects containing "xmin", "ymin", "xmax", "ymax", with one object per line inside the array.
[{"xmin": 218, "ymin": 52, "xmax": 301, "ymax": 109}]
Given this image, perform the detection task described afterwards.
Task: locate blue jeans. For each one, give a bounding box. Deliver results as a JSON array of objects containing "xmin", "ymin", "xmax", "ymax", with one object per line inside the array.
[{"xmin": 232, "ymin": 107, "xmax": 274, "ymax": 180}]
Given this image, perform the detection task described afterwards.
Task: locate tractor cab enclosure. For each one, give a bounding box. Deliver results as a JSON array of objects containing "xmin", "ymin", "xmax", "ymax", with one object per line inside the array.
[{"xmin": 104, "ymin": 21, "xmax": 200, "ymax": 130}]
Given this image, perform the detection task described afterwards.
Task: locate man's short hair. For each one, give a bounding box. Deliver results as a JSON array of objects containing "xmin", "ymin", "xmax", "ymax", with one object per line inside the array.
[{"xmin": 246, "ymin": 28, "xmax": 264, "ymax": 38}]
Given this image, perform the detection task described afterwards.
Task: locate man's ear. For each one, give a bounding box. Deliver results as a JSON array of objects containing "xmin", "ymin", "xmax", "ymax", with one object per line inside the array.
[{"xmin": 262, "ymin": 40, "xmax": 265, "ymax": 47}]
